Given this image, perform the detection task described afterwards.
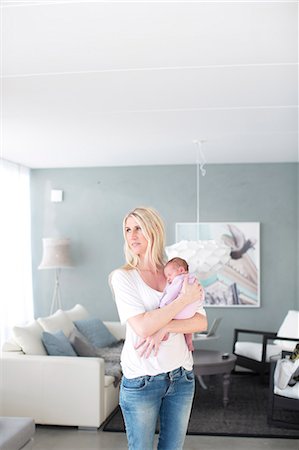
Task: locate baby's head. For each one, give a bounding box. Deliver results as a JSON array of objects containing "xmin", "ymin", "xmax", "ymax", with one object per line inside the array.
[{"xmin": 164, "ymin": 257, "xmax": 189, "ymax": 283}]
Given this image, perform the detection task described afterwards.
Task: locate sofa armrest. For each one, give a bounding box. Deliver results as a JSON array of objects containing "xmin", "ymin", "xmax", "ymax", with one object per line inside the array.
[
  {"xmin": 0, "ymin": 355, "xmax": 106, "ymax": 427},
  {"xmin": 104, "ymin": 321, "xmax": 126, "ymax": 340}
]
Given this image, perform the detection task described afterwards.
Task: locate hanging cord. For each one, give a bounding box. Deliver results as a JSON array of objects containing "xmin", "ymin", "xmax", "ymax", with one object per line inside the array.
[{"xmin": 193, "ymin": 140, "xmax": 206, "ymax": 223}]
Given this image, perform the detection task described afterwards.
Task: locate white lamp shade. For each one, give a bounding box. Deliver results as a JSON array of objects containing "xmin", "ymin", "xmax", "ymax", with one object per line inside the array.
[
  {"xmin": 165, "ymin": 239, "xmax": 231, "ymax": 275},
  {"xmin": 38, "ymin": 238, "xmax": 74, "ymax": 269}
]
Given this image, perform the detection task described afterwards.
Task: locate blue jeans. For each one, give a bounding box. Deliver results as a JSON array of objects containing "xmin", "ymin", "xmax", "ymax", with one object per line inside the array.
[{"xmin": 119, "ymin": 367, "xmax": 195, "ymax": 450}]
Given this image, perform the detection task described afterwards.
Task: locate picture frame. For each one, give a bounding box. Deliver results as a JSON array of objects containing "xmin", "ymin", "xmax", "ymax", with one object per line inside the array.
[{"xmin": 176, "ymin": 222, "xmax": 260, "ymax": 307}]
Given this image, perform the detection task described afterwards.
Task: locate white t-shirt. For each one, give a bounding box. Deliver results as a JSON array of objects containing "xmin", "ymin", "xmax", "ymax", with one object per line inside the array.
[{"xmin": 110, "ymin": 268, "xmax": 206, "ymax": 379}]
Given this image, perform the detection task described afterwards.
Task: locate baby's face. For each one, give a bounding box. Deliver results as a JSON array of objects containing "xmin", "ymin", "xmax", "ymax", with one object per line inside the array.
[{"xmin": 164, "ymin": 264, "xmax": 184, "ymax": 283}]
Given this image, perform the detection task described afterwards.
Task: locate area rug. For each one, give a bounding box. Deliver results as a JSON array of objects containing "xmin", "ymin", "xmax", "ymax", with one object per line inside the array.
[{"xmin": 103, "ymin": 374, "xmax": 299, "ymax": 438}]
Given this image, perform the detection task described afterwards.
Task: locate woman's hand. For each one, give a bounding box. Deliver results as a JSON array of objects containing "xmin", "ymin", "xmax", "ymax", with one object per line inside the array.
[
  {"xmin": 134, "ymin": 327, "xmax": 169, "ymax": 358},
  {"xmin": 179, "ymin": 275, "xmax": 204, "ymax": 305}
]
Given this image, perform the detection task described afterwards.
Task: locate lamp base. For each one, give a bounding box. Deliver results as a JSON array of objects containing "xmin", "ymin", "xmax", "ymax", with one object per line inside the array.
[{"xmin": 50, "ymin": 269, "xmax": 62, "ymax": 314}]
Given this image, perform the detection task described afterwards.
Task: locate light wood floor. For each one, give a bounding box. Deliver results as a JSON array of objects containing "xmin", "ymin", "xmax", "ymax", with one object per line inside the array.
[{"xmin": 32, "ymin": 425, "xmax": 299, "ymax": 450}]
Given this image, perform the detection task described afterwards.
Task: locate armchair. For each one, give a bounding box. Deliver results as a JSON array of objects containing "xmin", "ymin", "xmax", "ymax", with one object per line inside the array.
[
  {"xmin": 267, "ymin": 352, "xmax": 299, "ymax": 429},
  {"xmin": 233, "ymin": 310, "xmax": 299, "ymax": 382}
]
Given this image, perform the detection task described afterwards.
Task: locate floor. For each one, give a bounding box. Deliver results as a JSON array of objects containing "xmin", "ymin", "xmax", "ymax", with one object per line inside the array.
[{"xmin": 32, "ymin": 426, "xmax": 299, "ymax": 450}]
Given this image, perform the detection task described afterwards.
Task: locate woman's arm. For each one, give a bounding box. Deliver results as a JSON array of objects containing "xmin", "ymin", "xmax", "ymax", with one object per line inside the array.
[
  {"xmin": 166, "ymin": 312, "xmax": 207, "ymax": 334},
  {"xmin": 136, "ymin": 313, "xmax": 208, "ymax": 357},
  {"xmin": 128, "ymin": 279, "xmax": 204, "ymax": 338}
]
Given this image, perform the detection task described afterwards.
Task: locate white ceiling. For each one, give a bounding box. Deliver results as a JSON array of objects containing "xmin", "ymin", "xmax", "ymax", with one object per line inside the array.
[{"xmin": 1, "ymin": 0, "xmax": 298, "ymax": 168}]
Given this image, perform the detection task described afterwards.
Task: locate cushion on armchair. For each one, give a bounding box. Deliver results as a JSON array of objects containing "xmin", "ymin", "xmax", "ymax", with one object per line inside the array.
[
  {"xmin": 274, "ymin": 383, "xmax": 299, "ymax": 400},
  {"xmin": 273, "ymin": 310, "xmax": 299, "ymax": 351},
  {"xmin": 234, "ymin": 341, "xmax": 282, "ymax": 362}
]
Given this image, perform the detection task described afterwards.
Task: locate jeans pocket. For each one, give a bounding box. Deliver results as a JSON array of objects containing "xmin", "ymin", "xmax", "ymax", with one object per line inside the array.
[
  {"xmin": 122, "ymin": 375, "xmax": 148, "ymax": 391},
  {"xmin": 184, "ymin": 369, "xmax": 195, "ymax": 382}
]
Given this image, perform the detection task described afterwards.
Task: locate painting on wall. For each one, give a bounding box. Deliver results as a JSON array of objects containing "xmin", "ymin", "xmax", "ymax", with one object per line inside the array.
[{"xmin": 175, "ymin": 222, "xmax": 260, "ymax": 307}]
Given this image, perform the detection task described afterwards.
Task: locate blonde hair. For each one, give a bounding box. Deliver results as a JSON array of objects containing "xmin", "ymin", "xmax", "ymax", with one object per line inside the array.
[{"xmin": 122, "ymin": 207, "xmax": 166, "ymax": 271}]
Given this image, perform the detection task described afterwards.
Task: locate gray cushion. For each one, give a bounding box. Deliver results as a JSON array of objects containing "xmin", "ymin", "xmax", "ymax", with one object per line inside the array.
[
  {"xmin": 0, "ymin": 417, "xmax": 35, "ymax": 450},
  {"xmin": 74, "ymin": 318, "xmax": 117, "ymax": 348},
  {"xmin": 68, "ymin": 327, "xmax": 99, "ymax": 357},
  {"xmin": 42, "ymin": 330, "xmax": 77, "ymax": 356}
]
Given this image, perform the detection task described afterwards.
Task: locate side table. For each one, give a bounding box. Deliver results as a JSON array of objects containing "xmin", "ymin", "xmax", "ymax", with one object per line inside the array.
[{"xmin": 192, "ymin": 349, "xmax": 237, "ymax": 407}]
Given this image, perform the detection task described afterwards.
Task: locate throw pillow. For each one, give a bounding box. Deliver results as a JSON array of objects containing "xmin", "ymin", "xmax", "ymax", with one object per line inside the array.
[
  {"xmin": 42, "ymin": 330, "xmax": 77, "ymax": 356},
  {"xmin": 12, "ymin": 320, "xmax": 47, "ymax": 355},
  {"xmin": 74, "ymin": 318, "xmax": 117, "ymax": 348},
  {"xmin": 38, "ymin": 310, "xmax": 74, "ymax": 337},
  {"xmin": 69, "ymin": 327, "xmax": 99, "ymax": 357},
  {"xmin": 65, "ymin": 304, "xmax": 90, "ymax": 322}
]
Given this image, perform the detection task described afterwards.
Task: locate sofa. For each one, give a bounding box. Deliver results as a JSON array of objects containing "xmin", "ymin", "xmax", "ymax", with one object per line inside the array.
[{"xmin": 0, "ymin": 304, "xmax": 125, "ymax": 429}]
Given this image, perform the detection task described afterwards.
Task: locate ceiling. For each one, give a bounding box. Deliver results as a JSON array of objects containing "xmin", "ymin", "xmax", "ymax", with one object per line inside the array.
[{"xmin": 1, "ymin": 0, "xmax": 298, "ymax": 168}]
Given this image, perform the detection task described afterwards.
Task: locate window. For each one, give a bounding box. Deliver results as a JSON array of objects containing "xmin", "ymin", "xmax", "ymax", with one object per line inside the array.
[{"xmin": 0, "ymin": 159, "xmax": 34, "ymax": 346}]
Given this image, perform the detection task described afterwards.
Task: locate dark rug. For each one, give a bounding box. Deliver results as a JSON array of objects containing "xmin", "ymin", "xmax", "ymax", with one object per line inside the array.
[{"xmin": 103, "ymin": 374, "xmax": 299, "ymax": 438}]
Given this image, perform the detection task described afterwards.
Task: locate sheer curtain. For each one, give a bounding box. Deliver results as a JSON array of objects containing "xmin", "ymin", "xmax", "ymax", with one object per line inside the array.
[{"xmin": 0, "ymin": 159, "xmax": 34, "ymax": 347}]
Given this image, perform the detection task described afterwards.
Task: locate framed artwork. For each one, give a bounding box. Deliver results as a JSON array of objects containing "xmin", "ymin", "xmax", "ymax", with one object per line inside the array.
[{"xmin": 176, "ymin": 222, "xmax": 260, "ymax": 307}]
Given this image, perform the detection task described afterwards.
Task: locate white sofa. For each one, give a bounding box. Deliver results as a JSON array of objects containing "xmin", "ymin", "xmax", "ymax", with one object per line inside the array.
[{"xmin": 0, "ymin": 305, "xmax": 125, "ymax": 429}]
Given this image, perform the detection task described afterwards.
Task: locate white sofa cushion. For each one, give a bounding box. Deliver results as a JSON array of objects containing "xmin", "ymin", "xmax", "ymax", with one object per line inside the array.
[
  {"xmin": 234, "ymin": 341, "xmax": 282, "ymax": 362},
  {"xmin": 273, "ymin": 310, "xmax": 299, "ymax": 351},
  {"xmin": 37, "ymin": 309, "xmax": 74, "ymax": 337},
  {"xmin": 12, "ymin": 320, "xmax": 47, "ymax": 355},
  {"xmin": 274, "ymin": 383, "xmax": 299, "ymax": 400},
  {"xmin": 64, "ymin": 304, "xmax": 89, "ymax": 322},
  {"xmin": 2, "ymin": 339, "xmax": 22, "ymax": 352}
]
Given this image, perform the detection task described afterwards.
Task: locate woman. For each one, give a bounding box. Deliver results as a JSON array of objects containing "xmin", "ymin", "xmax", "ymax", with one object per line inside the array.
[{"xmin": 110, "ymin": 207, "xmax": 207, "ymax": 450}]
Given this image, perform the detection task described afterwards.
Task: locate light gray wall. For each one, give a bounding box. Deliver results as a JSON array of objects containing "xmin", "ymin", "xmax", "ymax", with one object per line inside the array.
[{"xmin": 31, "ymin": 163, "xmax": 298, "ymax": 352}]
